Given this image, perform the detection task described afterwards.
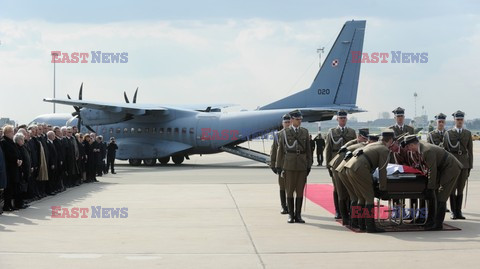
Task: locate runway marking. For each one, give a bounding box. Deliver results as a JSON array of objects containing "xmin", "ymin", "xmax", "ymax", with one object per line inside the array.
[
  {"xmin": 226, "ymin": 184, "xmax": 266, "ymax": 269},
  {"xmin": 125, "ymin": 255, "xmax": 161, "ymax": 260}
]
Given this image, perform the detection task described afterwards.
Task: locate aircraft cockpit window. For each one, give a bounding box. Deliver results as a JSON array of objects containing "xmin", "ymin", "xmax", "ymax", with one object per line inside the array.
[
  {"xmin": 182, "ymin": 128, "xmax": 187, "ymax": 134},
  {"xmin": 124, "ymin": 128, "xmax": 128, "ymax": 133},
  {"xmin": 137, "ymin": 128, "xmax": 142, "ymax": 133},
  {"xmin": 167, "ymin": 128, "xmax": 172, "ymax": 134},
  {"xmin": 116, "ymin": 128, "xmax": 121, "ymax": 134}
]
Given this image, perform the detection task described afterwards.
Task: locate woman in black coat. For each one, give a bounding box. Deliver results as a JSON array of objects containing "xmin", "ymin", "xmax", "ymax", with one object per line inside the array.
[{"xmin": 0, "ymin": 126, "xmax": 22, "ymax": 211}]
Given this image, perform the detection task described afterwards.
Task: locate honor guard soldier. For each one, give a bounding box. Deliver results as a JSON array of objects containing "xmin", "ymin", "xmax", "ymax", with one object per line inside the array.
[
  {"xmin": 402, "ymin": 135, "xmax": 462, "ymax": 230},
  {"xmin": 269, "ymin": 113, "xmax": 291, "ymax": 214},
  {"xmin": 443, "ymin": 110, "xmax": 473, "ymax": 220},
  {"xmin": 344, "ymin": 130, "xmax": 395, "ymax": 233},
  {"xmin": 276, "ymin": 110, "xmax": 313, "ymax": 223},
  {"xmin": 427, "ymin": 113, "xmax": 447, "ymax": 146},
  {"xmin": 328, "ymin": 128, "xmax": 369, "ymax": 226},
  {"xmin": 389, "ymin": 107, "xmax": 415, "ymax": 136},
  {"xmin": 325, "ymin": 110, "xmax": 356, "ymax": 219}
]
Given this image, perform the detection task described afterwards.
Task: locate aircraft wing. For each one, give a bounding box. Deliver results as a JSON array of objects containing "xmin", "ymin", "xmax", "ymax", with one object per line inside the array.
[{"xmin": 299, "ymin": 106, "xmax": 366, "ymax": 122}]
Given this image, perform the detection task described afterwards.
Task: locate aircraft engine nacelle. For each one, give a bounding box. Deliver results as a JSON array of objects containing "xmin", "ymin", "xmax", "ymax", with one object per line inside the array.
[{"xmin": 80, "ymin": 108, "xmax": 137, "ymax": 125}]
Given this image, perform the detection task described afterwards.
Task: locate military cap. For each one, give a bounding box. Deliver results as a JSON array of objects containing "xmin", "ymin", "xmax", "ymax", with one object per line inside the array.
[
  {"xmin": 290, "ymin": 110, "xmax": 303, "ymax": 119},
  {"xmin": 452, "ymin": 110, "xmax": 465, "ymax": 119},
  {"xmin": 358, "ymin": 128, "xmax": 369, "ymax": 138},
  {"xmin": 392, "ymin": 107, "xmax": 405, "ymax": 116},
  {"xmin": 435, "ymin": 113, "xmax": 447, "ymax": 120},
  {"xmin": 337, "ymin": 110, "xmax": 348, "ymax": 117},
  {"xmin": 402, "ymin": 135, "xmax": 419, "ymax": 147},
  {"xmin": 381, "ymin": 129, "xmax": 395, "ymax": 138},
  {"xmin": 368, "ymin": 134, "xmax": 379, "ymax": 141},
  {"xmin": 282, "ymin": 113, "xmax": 291, "ymax": 121}
]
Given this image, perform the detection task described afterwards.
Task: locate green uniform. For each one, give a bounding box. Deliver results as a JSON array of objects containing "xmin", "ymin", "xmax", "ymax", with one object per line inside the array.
[
  {"xmin": 328, "ymin": 139, "xmax": 359, "ymax": 200},
  {"xmin": 418, "ymin": 141, "xmax": 462, "ymax": 202},
  {"xmin": 344, "ymin": 142, "xmax": 390, "ymax": 205},
  {"xmin": 389, "ymin": 124, "xmax": 414, "ymax": 137},
  {"xmin": 325, "ymin": 126, "xmax": 357, "ymax": 169},
  {"xmin": 276, "ymin": 126, "xmax": 313, "ymax": 198},
  {"xmin": 270, "ymin": 129, "xmax": 286, "ymax": 190},
  {"xmin": 335, "ymin": 142, "xmax": 367, "ymax": 201},
  {"xmin": 427, "ymin": 129, "xmax": 445, "ymax": 147},
  {"xmin": 443, "ymin": 128, "xmax": 473, "ymax": 194}
]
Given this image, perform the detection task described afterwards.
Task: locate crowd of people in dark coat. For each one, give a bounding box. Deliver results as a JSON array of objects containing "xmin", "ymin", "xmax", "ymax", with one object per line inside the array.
[{"xmin": 0, "ymin": 123, "xmax": 118, "ymax": 214}]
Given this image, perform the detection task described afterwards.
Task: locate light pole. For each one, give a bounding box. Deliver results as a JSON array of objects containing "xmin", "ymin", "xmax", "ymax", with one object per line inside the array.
[
  {"xmin": 317, "ymin": 47, "xmax": 325, "ymax": 68},
  {"xmin": 52, "ymin": 52, "xmax": 58, "ymax": 113},
  {"xmin": 413, "ymin": 92, "xmax": 418, "ymax": 118}
]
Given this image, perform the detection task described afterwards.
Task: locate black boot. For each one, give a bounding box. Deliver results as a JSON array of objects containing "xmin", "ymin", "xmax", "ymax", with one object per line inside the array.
[
  {"xmin": 424, "ymin": 194, "xmax": 437, "ymax": 228},
  {"xmin": 279, "ymin": 190, "xmax": 288, "ymax": 214},
  {"xmin": 365, "ymin": 204, "xmax": 384, "ymax": 233},
  {"xmin": 294, "ymin": 197, "xmax": 305, "ymax": 223},
  {"xmin": 456, "ymin": 195, "xmax": 466, "ymax": 219},
  {"xmin": 287, "ymin": 198, "xmax": 295, "ymax": 223},
  {"xmin": 0, "ymin": 190, "xmax": 4, "ymax": 215},
  {"xmin": 449, "ymin": 194, "xmax": 457, "ymax": 219},
  {"xmin": 339, "ymin": 199, "xmax": 349, "ymax": 226},
  {"xmin": 350, "ymin": 201, "xmax": 359, "ymax": 228},
  {"xmin": 333, "ymin": 191, "xmax": 341, "ymax": 219},
  {"xmin": 358, "ymin": 204, "xmax": 366, "ymax": 231}
]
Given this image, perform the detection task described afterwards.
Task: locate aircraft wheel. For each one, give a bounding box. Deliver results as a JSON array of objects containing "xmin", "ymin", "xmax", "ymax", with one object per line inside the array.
[
  {"xmin": 172, "ymin": 155, "xmax": 184, "ymax": 165},
  {"xmin": 143, "ymin": 158, "xmax": 157, "ymax": 166},
  {"xmin": 158, "ymin": 156, "xmax": 170, "ymax": 164},
  {"xmin": 129, "ymin": 159, "xmax": 142, "ymax": 166}
]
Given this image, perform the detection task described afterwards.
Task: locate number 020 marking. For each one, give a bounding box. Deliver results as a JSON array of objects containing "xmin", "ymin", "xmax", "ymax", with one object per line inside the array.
[{"xmin": 317, "ymin": 89, "xmax": 330, "ymax": 95}]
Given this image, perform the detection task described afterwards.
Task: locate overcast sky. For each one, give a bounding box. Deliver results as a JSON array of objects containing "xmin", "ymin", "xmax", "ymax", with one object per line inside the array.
[{"xmin": 1, "ymin": 0, "xmax": 479, "ymax": 124}]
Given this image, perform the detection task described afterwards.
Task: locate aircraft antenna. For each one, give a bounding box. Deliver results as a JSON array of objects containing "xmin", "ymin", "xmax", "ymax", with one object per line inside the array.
[{"xmin": 317, "ymin": 47, "xmax": 325, "ymax": 68}]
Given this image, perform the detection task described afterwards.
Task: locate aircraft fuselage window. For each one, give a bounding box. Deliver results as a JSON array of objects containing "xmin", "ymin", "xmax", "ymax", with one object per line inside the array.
[
  {"xmin": 189, "ymin": 128, "xmax": 194, "ymax": 134},
  {"xmin": 145, "ymin": 128, "xmax": 149, "ymax": 133},
  {"xmin": 116, "ymin": 128, "xmax": 121, "ymax": 134},
  {"xmin": 182, "ymin": 128, "xmax": 187, "ymax": 134},
  {"xmin": 174, "ymin": 128, "xmax": 179, "ymax": 134},
  {"xmin": 167, "ymin": 128, "xmax": 172, "ymax": 134},
  {"xmin": 152, "ymin": 127, "xmax": 157, "ymax": 133},
  {"xmin": 137, "ymin": 128, "xmax": 142, "ymax": 133},
  {"xmin": 109, "ymin": 128, "xmax": 113, "ymax": 134},
  {"xmin": 124, "ymin": 128, "xmax": 128, "ymax": 133},
  {"xmin": 131, "ymin": 127, "xmax": 135, "ymax": 133},
  {"xmin": 159, "ymin": 128, "xmax": 164, "ymax": 134},
  {"xmin": 102, "ymin": 127, "xmax": 106, "ymax": 134}
]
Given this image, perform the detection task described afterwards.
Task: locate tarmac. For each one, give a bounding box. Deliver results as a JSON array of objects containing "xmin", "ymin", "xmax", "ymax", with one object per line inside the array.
[{"xmin": 1, "ymin": 141, "xmax": 480, "ymax": 269}]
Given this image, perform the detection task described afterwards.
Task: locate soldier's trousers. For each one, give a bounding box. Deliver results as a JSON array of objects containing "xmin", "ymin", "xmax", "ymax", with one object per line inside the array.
[
  {"xmin": 285, "ymin": 170, "xmax": 307, "ymax": 198},
  {"xmin": 278, "ymin": 175, "xmax": 286, "ymax": 191},
  {"xmin": 332, "ymin": 170, "xmax": 348, "ymax": 200},
  {"xmin": 346, "ymin": 167, "xmax": 375, "ymax": 205},
  {"xmin": 437, "ymin": 164, "xmax": 460, "ymax": 202},
  {"xmin": 337, "ymin": 169, "xmax": 358, "ymax": 201},
  {"xmin": 452, "ymin": 169, "xmax": 469, "ymax": 196}
]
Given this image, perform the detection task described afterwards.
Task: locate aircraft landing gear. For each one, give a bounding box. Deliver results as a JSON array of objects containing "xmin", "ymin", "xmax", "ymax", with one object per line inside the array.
[
  {"xmin": 172, "ymin": 155, "xmax": 184, "ymax": 165},
  {"xmin": 143, "ymin": 158, "xmax": 157, "ymax": 166},
  {"xmin": 158, "ymin": 156, "xmax": 170, "ymax": 164},
  {"xmin": 128, "ymin": 159, "xmax": 142, "ymax": 166}
]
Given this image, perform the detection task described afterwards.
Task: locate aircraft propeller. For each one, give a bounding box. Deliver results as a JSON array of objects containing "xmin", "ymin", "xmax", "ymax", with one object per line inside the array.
[
  {"xmin": 67, "ymin": 82, "xmax": 95, "ymax": 132},
  {"xmin": 124, "ymin": 87, "xmax": 138, "ymax": 103}
]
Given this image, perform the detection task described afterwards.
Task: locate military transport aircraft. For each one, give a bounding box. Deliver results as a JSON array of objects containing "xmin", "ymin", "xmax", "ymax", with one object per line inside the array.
[{"xmin": 39, "ymin": 20, "xmax": 366, "ymax": 166}]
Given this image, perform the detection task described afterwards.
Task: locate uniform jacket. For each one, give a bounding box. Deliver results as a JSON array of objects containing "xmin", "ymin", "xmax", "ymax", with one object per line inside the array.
[
  {"xmin": 443, "ymin": 128, "xmax": 473, "ymax": 169},
  {"xmin": 427, "ymin": 129, "xmax": 445, "ymax": 147},
  {"xmin": 389, "ymin": 124, "xmax": 415, "ymax": 137},
  {"xmin": 325, "ymin": 126, "xmax": 356, "ymax": 168},
  {"xmin": 276, "ymin": 126, "xmax": 313, "ymax": 171},
  {"xmin": 270, "ymin": 129, "xmax": 285, "ymax": 169},
  {"xmin": 418, "ymin": 141, "xmax": 462, "ymax": 189}
]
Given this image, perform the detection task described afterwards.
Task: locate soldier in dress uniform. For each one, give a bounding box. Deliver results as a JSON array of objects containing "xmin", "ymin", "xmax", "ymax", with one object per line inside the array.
[
  {"xmin": 276, "ymin": 110, "xmax": 313, "ymax": 223},
  {"xmin": 325, "ymin": 110, "xmax": 357, "ymax": 219},
  {"xmin": 443, "ymin": 110, "xmax": 473, "ymax": 220},
  {"xmin": 344, "ymin": 130, "xmax": 396, "ymax": 233},
  {"xmin": 389, "ymin": 107, "xmax": 415, "ymax": 136},
  {"xmin": 269, "ymin": 113, "xmax": 291, "ymax": 214},
  {"xmin": 427, "ymin": 113, "xmax": 447, "ymax": 147},
  {"xmin": 328, "ymin": 128, "xmax": 369, "ymax": 226},
  {"xmin": 402, "ymin": 135, "xmax": 462, "ymax": 230}
]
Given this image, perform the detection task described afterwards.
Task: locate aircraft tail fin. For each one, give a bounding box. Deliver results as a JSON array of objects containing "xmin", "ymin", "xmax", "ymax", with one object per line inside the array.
[{"xmin": 259, "ymin": 20, "xmax": 366, "ymax": 111}]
